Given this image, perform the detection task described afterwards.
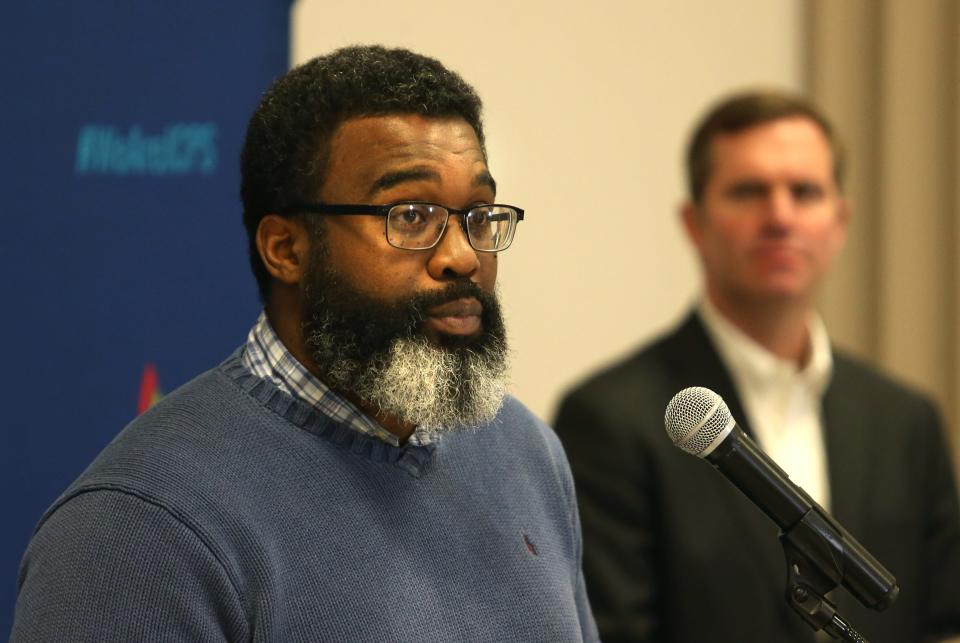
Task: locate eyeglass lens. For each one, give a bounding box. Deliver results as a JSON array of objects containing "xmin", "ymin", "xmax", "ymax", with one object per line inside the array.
[{"xmin": 386, "ymin": 204, "xmax": 517, "ymax": 251}]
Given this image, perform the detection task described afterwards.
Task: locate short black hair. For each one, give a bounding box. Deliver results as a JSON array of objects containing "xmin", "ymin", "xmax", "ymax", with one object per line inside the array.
[
  {"xmin": 240, "ymin": 45, "xmax": 486, "ymax": 300},
  {"xmin": 686, "ymin": 89, "xmax": 844, "ymax": 203}
]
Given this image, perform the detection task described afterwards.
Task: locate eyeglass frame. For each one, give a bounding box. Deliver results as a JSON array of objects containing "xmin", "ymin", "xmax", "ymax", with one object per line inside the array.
[{"xmin": 277, "ymin": 201, "xmax": 525, "ymax": 252}]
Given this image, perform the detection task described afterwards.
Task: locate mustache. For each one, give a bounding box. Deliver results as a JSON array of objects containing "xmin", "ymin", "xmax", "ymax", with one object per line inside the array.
[{"xmin": 408, "ymin": 281, "xmax": 491, "ymax": 320}]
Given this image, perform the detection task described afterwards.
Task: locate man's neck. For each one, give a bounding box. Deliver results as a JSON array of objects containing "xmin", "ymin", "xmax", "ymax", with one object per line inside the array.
[{"xmin": 706, "ymin": 290, "xmax": 813, "ymax": 367}]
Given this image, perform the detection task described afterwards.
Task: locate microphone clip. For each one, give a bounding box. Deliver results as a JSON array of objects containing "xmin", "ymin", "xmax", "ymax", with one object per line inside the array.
[{"xmin": 781, "ymin": 512, "xmax": 870, "ymax": 642}]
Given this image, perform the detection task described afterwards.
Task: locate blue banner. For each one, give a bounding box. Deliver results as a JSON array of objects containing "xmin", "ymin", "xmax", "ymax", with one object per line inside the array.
[{"xmin": 0, "ymin": 3, "xmax": 292, "ymax": 636}]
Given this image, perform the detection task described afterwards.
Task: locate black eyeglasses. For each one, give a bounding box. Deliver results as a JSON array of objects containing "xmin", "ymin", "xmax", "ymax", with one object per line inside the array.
[{"xmin": 279, "ymin": 201, "xmax": 525, "ymax": 252}]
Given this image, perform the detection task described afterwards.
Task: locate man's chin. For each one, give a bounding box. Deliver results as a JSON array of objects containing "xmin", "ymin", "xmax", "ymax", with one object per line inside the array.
[{"xmin": 354, "ymin": 331, "xmax": 509, "ymax": 433}]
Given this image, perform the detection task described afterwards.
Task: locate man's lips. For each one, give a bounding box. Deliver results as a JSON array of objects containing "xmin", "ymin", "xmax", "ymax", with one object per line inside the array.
[
  {"xmin": 425, "ymin": 298, "xmax": 483, "ymax": 335},
  {"xmin": 752, "ymin": 242, "xmax": 806, "ymax": 264}
]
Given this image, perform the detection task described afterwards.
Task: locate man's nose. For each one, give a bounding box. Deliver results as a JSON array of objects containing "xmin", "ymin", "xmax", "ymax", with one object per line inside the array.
[
  {"xmin": 426, "ymin": 215, "xmax": 481, "ymax": 280},
  {"xmin": 763, "ymin": 186, "xmax": 797, "ymax": 226}
]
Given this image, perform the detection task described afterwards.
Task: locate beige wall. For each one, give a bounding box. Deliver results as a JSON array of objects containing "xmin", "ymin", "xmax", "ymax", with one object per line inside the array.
[{"xmin": 291, "ymin": 0, "xmax": 804, "ymax": 422}]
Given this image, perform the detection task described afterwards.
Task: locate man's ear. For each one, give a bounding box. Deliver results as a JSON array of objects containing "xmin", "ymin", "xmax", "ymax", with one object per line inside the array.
[
  {"xmin": 832, "ymin": 195, "xmax": 852, "ymax": 253},
  {"xmin": 256, "ymin": 215, "xmax": 310, "ymax": 285},
  {"xmin": 836, "ymin": 195, "xmax": 852, "ymax": 228},
  {"xmin": 680, "ymin": 200, "xmax": 704, "ymax": 249}
]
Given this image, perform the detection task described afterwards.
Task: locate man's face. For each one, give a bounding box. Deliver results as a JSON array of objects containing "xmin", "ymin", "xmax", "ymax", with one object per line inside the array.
[
  {"xmin": 317, "ymin": 114, "xmax": 498, "ymax": 330},
  {"xmin": 684, "ymin": 116, "xmax": 848, "ymax": 309},
  {"xmin": 298, "ymin": 114, "xmax": 507, "ymax": 432}
]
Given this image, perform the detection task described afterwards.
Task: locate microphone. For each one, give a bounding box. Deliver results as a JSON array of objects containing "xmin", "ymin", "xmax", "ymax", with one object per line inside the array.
[{"xmin": 664, "ymin": 386, "xmax": 899, "ymax": 612}]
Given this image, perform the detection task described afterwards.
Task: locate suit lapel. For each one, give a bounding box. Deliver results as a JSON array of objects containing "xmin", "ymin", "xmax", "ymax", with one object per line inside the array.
[
  {"xmin": 669, "ymin": 313, "xmax": 755, "ymax": 438},
  {"xmin": 822, "ymin": 356, "xmax": 873, "ymax": 544}
]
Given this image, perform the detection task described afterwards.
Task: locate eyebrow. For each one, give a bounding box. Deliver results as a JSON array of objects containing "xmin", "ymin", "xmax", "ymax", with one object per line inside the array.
[
  {"xmin": 475, "ymin": 170, "xmax": 497, "ymax": 194},
  {"xmin": 367, "ymin": 167, "xmax": 498, "ymax": 198}
]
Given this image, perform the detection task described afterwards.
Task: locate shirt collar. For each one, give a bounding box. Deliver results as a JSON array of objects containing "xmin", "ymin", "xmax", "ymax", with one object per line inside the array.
[
  {"xmin": 697, "ymin": 297, "xmax": 832, "ymax": 397},
  {"xmin": 241, "ymin": 311, "xmax": 432, "ymax": 447}
]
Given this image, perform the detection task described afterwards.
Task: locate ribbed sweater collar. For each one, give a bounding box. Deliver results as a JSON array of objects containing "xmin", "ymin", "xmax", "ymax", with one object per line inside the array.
[{"xmin": 219, "ymin": 350, "xmax": 438, "ymax": 478}]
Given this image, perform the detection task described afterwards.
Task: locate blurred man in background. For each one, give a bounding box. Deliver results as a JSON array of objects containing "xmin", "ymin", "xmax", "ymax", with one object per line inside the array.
[
  {"xmin": 13, "ymin": 45, "xmax": 598, "ymax": 642},
  {"xmin": 554, "ymin": 89, "xmax": 960, "ymax": 643}
]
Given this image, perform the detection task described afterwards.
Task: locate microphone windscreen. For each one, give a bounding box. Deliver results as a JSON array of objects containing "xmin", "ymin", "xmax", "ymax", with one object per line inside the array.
[{"xmin": 664, "ymin": 386, "xmax": 734, "ymax": 457}]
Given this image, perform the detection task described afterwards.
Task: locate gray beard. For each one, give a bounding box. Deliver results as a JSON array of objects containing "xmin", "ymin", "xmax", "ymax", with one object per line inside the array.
[{"xmin": 310, "ymin": 324, "xmax": 509, "ymax": 437}]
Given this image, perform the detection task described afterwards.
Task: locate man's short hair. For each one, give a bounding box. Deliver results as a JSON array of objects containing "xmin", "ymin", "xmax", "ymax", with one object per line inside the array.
[
  {"xmin": 685, "ymin": 89, "xmax": 845, "ymax": 203},
  {"xmin": 240, "ymin": 45, "xmax": 486, "ymax": 299}
]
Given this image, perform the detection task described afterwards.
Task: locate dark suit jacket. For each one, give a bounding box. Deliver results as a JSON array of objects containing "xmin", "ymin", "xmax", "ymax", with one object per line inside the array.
[{"xmin": 553, "ymin": 312, "xmax": 960, "ymax": 643}]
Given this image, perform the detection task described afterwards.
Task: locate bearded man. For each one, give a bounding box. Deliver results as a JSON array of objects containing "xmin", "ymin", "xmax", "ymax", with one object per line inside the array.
[{"xmin": 12, "ymin": 45, "xmax": 599, "ymax": 643}]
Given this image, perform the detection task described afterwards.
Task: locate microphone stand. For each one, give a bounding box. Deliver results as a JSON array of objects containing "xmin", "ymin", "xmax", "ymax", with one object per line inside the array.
[{"xmin": 781, "ymin": 512, "xmax": 870, "ymax": 642}]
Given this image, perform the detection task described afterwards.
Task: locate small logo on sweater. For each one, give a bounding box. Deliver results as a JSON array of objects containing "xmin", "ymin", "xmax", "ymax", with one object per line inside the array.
[
  {"xmin": 137, "ymin": 362, "xmax": 164, "ymax": 415},
  {"xmin": 523, "ymin": 533, "xmax": 538, "ymax": 557}
]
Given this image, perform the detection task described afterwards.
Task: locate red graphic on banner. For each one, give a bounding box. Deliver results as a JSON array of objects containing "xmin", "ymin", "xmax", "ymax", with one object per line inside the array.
[{"xmin": 137, "ymin": 363, "xmax": 164, "ymax": 415}]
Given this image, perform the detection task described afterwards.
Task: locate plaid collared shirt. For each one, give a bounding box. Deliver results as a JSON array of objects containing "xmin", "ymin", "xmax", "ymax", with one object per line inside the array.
[{"xmin": 240, "ymin": 311, "xmax": 430, "ymax": 447}]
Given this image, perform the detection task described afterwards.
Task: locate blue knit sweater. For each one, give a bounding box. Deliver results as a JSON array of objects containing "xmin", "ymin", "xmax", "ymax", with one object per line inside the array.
[{"xmin": 13, "ymin": 352, "xmax": 599, "ymax": 642}]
